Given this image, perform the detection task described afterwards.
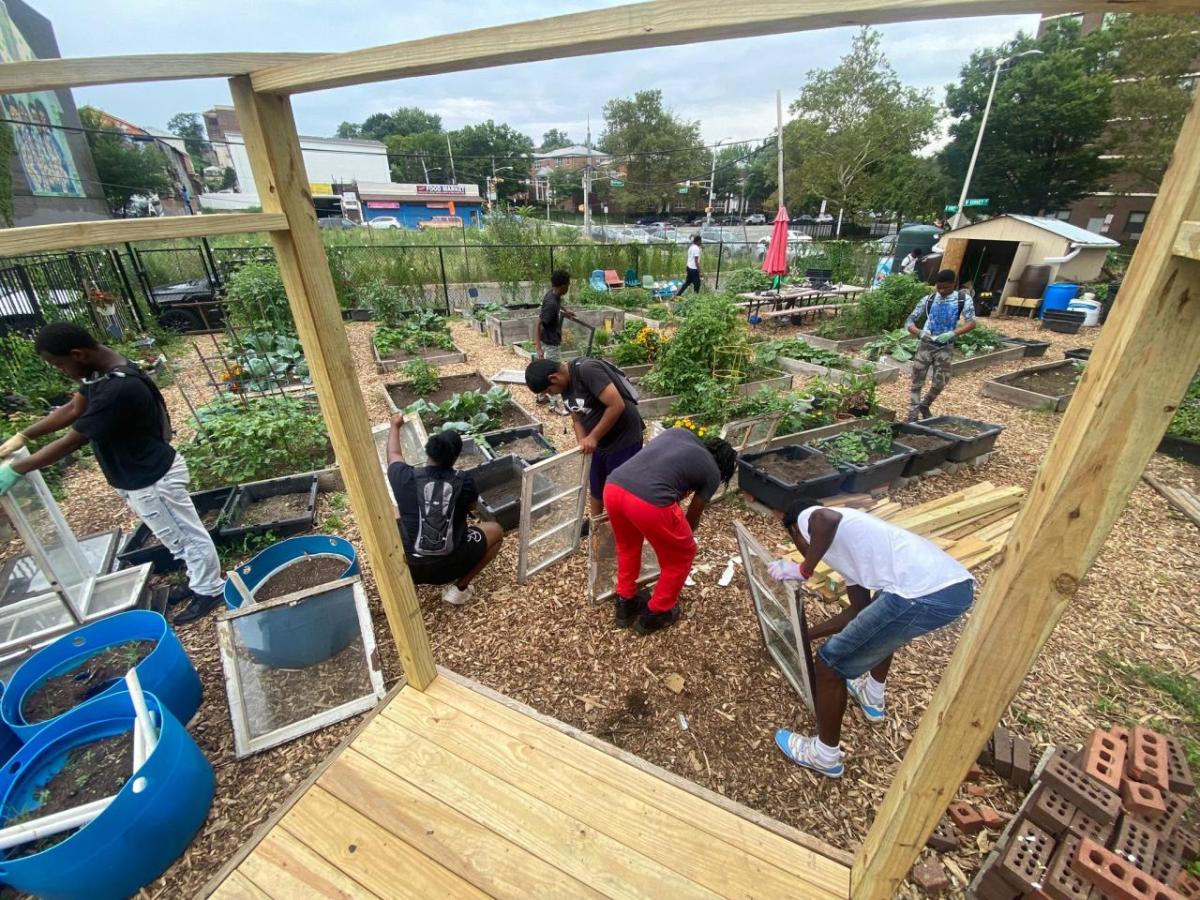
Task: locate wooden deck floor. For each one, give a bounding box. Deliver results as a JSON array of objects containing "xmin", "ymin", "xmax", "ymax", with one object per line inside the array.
[{"xmin": 208, "ymin": 671, "xmax": 851, "ymax": 899}]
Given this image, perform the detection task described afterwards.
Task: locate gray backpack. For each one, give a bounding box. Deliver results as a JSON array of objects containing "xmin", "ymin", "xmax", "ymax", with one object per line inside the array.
[{"xmin": 412, "ymin": 469, "xmax": 463, "ymax": 557}]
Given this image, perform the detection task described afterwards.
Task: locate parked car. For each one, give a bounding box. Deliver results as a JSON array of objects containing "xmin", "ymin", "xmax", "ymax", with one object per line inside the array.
[
  {"xmin": 790, "ymin": 214, "xmax": 817, "ymax": 226},
  {"xmin": 615, "ymin": 227, "xmax": 651, "ymax": 244},
  {"xmin": 634, "ymin": 215, "xmax": 658, "ymax": 226},
  {"xmin": 719, "ymin": 215, "xmax": 742, "ymax": 226},
  {"xmin": 367, "ymin": 216, "xmax": 401, "ymax": 230},
  {"xmin": 0, "ymin": 285, "xmax": 86, "ymax": 333},
  {"xmin": 317, "ymin": 217, "xmax": 359, "ymax": 229},
  {"xmin": 151, "ymin": 278, "xmax": 225, "ymax": 332},
  {"xmin": 744, "ymin": 213, "xmax": 767, "ymax": 226},
  {"xmin": 753, "ymin": 232, "xmax": 815, "ymax": 262}
]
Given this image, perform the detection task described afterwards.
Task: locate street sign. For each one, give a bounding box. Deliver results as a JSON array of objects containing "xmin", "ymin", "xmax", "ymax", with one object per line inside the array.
[
  {"xmin": 944, "ymin": 205, "xmax": 959, "ymax": 214},
  {"xmin": 964, "ymin": 198, "xmax": 989, "ymax": 208},
  {"xmin": 610, "ymin": 179, "xmax": 624, "ymax": 187},
  {"xmin": 677, "ymin": 186, "xmax": 688, "ymax": 194}
]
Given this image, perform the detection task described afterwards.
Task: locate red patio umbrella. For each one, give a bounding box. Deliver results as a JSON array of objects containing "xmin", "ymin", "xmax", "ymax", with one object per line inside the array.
[{"xmin": 761, "ymin": 206, "xmax": 790, "ymax": 289}]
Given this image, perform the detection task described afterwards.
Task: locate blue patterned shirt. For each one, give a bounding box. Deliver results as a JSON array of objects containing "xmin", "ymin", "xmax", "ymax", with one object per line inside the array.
[{"xmin": 906, "ymin": 290, "xmax": 975, "ymax": 339}]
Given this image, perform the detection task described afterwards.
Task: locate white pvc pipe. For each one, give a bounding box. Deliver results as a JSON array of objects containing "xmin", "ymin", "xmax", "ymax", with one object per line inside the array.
[
  {"xmin": 132, "ymin": 719, "xmax": 146, "ymax": 771},
  {"xmin": 0, "ymin": 796, "xmax": 114, "ymax": 850},
  {"xmin": 1043, "ymin": 245, "xmax": 1082, "ymax": 265},
  {"xmin": 123, "ymin": 669, "xmax": 158, "ymax": 760}
]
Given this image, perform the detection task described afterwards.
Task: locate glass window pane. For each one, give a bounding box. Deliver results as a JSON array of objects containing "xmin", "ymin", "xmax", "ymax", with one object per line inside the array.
[
  {"xmin": 519, "ymin": 450, "xmax": 588, "ymax": 580},
  {"xmin": 588, "ymin": 514, "xmax": 662, "ymax": 603}
]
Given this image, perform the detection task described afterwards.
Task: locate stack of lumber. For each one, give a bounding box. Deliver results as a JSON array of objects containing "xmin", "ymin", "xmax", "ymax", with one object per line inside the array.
[
  {"xmin": 1143, "ymin": 473, "xmax": 1200, "ymax": 529},
  {"xmin": 787, "ymin": 482, "xmax": 1026, "ymax": 602}
]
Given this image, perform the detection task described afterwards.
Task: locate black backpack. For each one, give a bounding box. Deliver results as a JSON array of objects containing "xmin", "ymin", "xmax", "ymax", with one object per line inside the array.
[
  {"xmin": 412, "ymin": 469, "xmax": 463, "ymax": 557},
  {"xmin": 572, "ymin": 358, "xmax": 640, "ymax": 404}
]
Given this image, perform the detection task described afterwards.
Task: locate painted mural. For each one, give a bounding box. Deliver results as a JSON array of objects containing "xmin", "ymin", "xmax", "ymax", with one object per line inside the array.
[{"xmin": 0, "ymin": 2, "xmax": 85, "ymax": 198}]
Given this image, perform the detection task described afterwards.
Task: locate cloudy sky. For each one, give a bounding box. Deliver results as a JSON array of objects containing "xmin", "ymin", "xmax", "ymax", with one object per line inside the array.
[{"xmin": 33, "ymin": 0, "xmax": 1040, "ymax": 146}]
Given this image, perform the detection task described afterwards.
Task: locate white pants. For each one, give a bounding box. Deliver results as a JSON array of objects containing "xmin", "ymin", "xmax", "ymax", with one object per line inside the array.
[{"xmin": 117, "ymin": 454, "xmax": 224, "ymax": 597}]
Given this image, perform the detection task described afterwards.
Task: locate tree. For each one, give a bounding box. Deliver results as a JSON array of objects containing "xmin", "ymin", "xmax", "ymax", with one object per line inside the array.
[
  {"xmin": 939, "ymin": 21, "xmax": 1113, "ymax": 216},
  {"xmin": 386, "ymin": 130, "xmax": 452, "ymax": 183},
  {"xmin": 166, "ymin": 112, "xmax": 209, "ymax": 171},
  {"xmin": 539, "ymin": 128, "xmax": 572, "ymax": 151},
  {"xmin": 1104, "ymin": 14, "xmax": 1200, "ymax": 190},
  {"xmin": 220, "ymin": 166, "xmax": 238, "ymax": 190},
  {"xmin": 600, "ymin": 90, "xmax": 705, "ymax": 213},
  {"xmin": 784, "ymin": 28, "xmax": 937, "ymax": 232},
  {"xmin": 335, "ymin": 121, "xmax": 361, "ymax": 139},
  {"xmin": 868, "ymin": 154, "xmax": 951, "ymax": 222},
  {"xmin": 80, "ymin": 106, "xmax": 173, "ymax": 216},
  {"xmin": 357, "ymin": 107, "xmax": 443, "ymax": 142},
  {"xmin": 449, "ymin": 120, "xmax": 534, "ymax": 202}
]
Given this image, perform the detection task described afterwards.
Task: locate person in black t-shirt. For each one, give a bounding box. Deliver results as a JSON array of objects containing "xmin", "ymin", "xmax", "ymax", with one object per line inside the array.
[
  {"xmin": 534, "ymin": 269, "xmax": 577, "ymax": 414},
  {"xmin": 523, "ymin": 356, "xmax": 644, "ymax": 518},
  {"xmin": 0, "ymin": 324, "xmax": 225, "ymax": 624},
  {"xmin": 385, "ymin": 413, "xmax": 503, "ymax": 606}
]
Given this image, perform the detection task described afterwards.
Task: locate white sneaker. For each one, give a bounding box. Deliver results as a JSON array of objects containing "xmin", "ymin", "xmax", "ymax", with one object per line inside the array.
[
  {"xmin": 847, "ymin": 675, "xmax": 886, "ymax": 723},
  {"xmin": 774, "ymin": 730, "xmax": 845, "ymax": 778},
  {"xmin": 442, "ymin": 584, "xmax": 474, "ymax": 606}
]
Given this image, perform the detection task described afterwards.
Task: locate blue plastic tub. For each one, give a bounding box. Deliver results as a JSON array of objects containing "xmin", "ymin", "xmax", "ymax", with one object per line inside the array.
[
  {"xmin": 1, "ymin": 611, "xmax": 201, "ymax": 743},
  {"xmin": 1040, "ymin": 282, "xmax": 1079, "ymax": 319},
  {"xmin": 0, "ymin": 690, "xmax": 214, "ymax": 900},
  {"xmin": 0, "ymin": 686, "xmax": 21, "ymax": 764},
  {"xmin": 223, "ymin": 536, "xmax": 360, "ymax": 669}
]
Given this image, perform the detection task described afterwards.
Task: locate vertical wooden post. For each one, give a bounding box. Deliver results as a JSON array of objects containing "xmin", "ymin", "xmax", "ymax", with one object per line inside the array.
[
  {"xmin": 852, "ymin": 88, "xmax": 1200, "ymax": 898},
  {"xmin": 228, "ymin": 77, "xmax": 436, "ymax": 689}
]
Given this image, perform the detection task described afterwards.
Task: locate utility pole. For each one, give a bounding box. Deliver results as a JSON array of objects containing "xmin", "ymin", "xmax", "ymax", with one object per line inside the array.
[
  {"xmin": 446, "ymin": 134, "xmax": 457, "ymax": 184},
  {"xmin": 776, "ymin": 90, "xmax": 784, "ymax": 210},
  {"xmin": 707, "ymin": 149, "xmax": 717, "ymax": 226},
  {"xmin": 420, "ymin": 155, "xmax": 429, "ymax": 183},
  {"xmin": 583, "ymin": 115, "xmax": 592, "ymax": 236}
]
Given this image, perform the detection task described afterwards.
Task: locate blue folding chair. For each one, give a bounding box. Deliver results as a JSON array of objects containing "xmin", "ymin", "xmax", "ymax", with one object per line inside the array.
[{"xmin": 589, "ymin": 269, "xmax": 608, "ymax": 292}]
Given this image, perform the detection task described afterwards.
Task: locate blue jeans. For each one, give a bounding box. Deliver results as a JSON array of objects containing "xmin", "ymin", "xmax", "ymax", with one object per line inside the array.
[{"xmin": 818, "ymin": 579, "xmax": 974, "ymax": 679}]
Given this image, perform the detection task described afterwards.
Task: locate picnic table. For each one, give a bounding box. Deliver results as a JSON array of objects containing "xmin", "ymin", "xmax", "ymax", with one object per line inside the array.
[{"xmin": 735, "ymin": 284, "xmax": 865, "ymax": 326}]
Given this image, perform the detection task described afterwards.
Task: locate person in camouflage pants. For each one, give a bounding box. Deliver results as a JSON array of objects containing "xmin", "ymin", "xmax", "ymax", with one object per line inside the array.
[{"xmin": 905, "ymin": 269, "xmax": 976, "ymax": 421}]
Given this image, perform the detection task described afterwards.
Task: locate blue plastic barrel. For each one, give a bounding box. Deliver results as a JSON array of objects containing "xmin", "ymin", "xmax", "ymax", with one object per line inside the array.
[
  {"xmin": 0, "ymin": 685, "xmax": 21, "ymax": 764},
  {"xmin": 1040, "ymin": 282, "xmax": 1079, "ymax": 318},
  {"xmin": 223, "ymin": 534, "xmax": 358, "ymax": 609},
  {"xmin": 0, "ymin": 690, "xmax": 214, "ymax": 899},
  {"xmin": 1, "ymin": 611, "xmax": 201, "ymax": 743}
]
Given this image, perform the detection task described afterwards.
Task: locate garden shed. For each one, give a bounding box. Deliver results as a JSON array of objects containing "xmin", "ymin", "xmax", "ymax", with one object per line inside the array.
[{"xmin": 937, "ymin": 214, "xmax": 1120, "ymax": 304}]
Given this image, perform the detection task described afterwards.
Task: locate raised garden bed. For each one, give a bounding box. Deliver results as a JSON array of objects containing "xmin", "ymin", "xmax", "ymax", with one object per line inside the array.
[
  {"xmin": 882, "ymin": 342, "xmax": 1027, "ymax": 375},
  {"xmin": 341, "ymin": 308, "xmax": 372, "ymax": 322},
  {"xmin": 892, "ymin": 424, "xmax": 956, "ymax": 476},
  {"xmin": 738, "ymin": 446, "xmax": 844, "ymax": 511},
  {"xmin": 776, "ymin": 354, "xmax": 901, "ymax": 385},
  {"xmin": 1157, "ymin": 434, "xmax": 1200, "ymax": 465},
  {"xmin": 372, "ymin": 341, "xmax": 467, "ymax": 374},
  {"xmin": 916, "ymin": 416, "xmax": 1004, "ymax": 461},
  {"xmin": 1000, "ymin": 336, "xmax": 1051, "ymax": 358},
  {"xmin": 219, "ymin": 473, "xmax": 319, "ymax": 541},
  {"xmin": 981, "ymin": 360, "xmax": 1080, "ymax": 412},
  {"xmin": 117, "ymin": 486, "xmax": 233, "ymax": 573},
  {"xmin": 384, "ymin": 372, "xmax": 491, "ymax": 411},
  {"xmin": 806, "ymin": 434, "xmax": 912, "ymax": 494},
  {"xmin": 1064, "ymin": 347, "xmax": 1091, "ymax": 361},
  {"xmin": 796, "ymin": 332, "xmax": 879, "ymax": 353},
  {"xmin": 483, "ymin": 427, "xmax": 556, "ymax": 465},
  {"xmin": 511, "ymin": 342, "xmax": 583, "ymax": 363},
  {"xmin": 634, "ymin": 370, "xmax": 794, "ymax": 419},
  {"xmin": 767, "ymin": 406, "xmax": 898, "ymax": 450},
  {"xmin": 487, "ymin": 313, "xmax": 538, "ymax": 346},
  {"xmin": 472, "ymin": 455, "xmax": 553, "ymax": 531}
]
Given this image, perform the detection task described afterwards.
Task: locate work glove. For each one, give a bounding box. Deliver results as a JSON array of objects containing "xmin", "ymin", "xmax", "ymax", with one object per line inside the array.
[
  {"xmin": 0, "ymin": 462, "xmax": 22, "ymax": 497},
  {"xmin": 0, "ymin": 432, "xmax": 26, "ymax": 459},
  {"xmin": 934, "ymin": 331, "xmax": 954, "ymax": 344},
  {"xmin": 918, "ymin": 329, "xmax": 933, "ymax": 341},
  {"xmin": 768, "ymin": 559, "xmax": 803, "ymax": 582}
]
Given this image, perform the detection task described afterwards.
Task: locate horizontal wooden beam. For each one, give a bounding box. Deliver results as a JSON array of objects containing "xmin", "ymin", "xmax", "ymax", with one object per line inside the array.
[
  {"xmin": 0, "ymin": 212, "xmax": 288, "ymax": 257},
  {"xmin": 0, "ymin": 53, "xmax": 322, "ymax": 93},
  {"xmin": 251, "ymin": 0, "xmax": 1195, "ymax": 94}
]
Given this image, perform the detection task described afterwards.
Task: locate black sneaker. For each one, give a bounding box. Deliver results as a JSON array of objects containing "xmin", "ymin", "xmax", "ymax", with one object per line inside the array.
[
  {"xmin": 173, "ymin": 592, "xmax": 223, "ymax": 626},
  {"xmin": 167, "ymin": 584, "xmax": 192, "ymax": 606},
  {"xmin": 918, "ymin": 405, "xmax": 932, "ymax": 420},
  {"xmin": 614, "ymin": 589, "xmax": 650, "ymax": 628},
  {"xmin": 635, "ymin": 605, "xmax": 680, "ymax": 635},
  {"xmin": 579, "ymin": 518, "xmax": 591, "ymax": 538}
]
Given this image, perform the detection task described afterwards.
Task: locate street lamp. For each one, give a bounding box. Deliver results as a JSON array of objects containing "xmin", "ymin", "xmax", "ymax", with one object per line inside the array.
[
  {"xmin": 951, "ymin": 49, "xmax": 1043, "ymax": 228},
  {"xmin": 707, "ymin": 136, "xmax": 735, "ymax": 225}
]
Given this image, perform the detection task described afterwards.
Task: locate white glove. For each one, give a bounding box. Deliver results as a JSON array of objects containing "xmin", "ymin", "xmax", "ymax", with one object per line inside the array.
[
  {"xmin": 768, "ymin": 559, "xmax": 803, "ymax": 582},
  {"xmin": 0, "ymin": 433, "xmax": 27, "ymax": 460}
]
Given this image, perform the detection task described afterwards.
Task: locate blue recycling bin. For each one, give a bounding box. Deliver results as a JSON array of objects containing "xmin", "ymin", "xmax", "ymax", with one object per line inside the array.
[
  {"xmin": 1040, "ymin": 282, "xmax": 1079, "ymax": 318},
  {"xmin": 1, "ymin": 611, "xmax": 201, "ymax": 744},
  {"xmin": 0, "ymin": 690, "xmax": 214, "ymax": 900}
]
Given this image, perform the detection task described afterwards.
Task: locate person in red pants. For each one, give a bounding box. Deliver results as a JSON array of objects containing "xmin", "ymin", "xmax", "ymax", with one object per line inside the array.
[{"xmin": 603, "ymin": 427, "xmax": 737, "ymax": 634}]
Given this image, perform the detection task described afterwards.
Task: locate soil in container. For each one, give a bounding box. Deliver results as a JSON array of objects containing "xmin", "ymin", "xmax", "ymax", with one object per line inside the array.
[
  {"xmin": 491, "ymin": 436, "xmax": 551, "ymax": 463},
  {"xmin": 22, "ymin": 640, "xmax": 157, "ymax": 724},
  {"xmin": 143, "ymin": 508, "xmax": 221, "ymax": 548},
  {"xmin": 240, "ymin": 493, "xmax": 311, "ymax": 528},
  {"xmin": 387, "ymin": 374, "xmax": 490, "ymax": 408},
  {"xmin": 755, "ymin": 453, "xmax": 837, "ymax": 484},
  {"xmin": 3, "ymin": 729, "xmax": 134, "ymax": 858},
  {"xmin": 1008, "ymin": 367, "xmax": 1079, "ymax": 396},
  {"xmin": 254, "ymin": 556, "xmax": 350, "ymax": 602},
  {"xmin": 862, "ymin": 447, "xmax": 900, "ymax": 464},
  {"xmin": 896, "ymin": 433, "xmax": 952, "ymax": 453},
  {"xmin": 457, "ymin": 443, "xmax": 487, "ymax": 468},
  {"xmin": 481, "ymin": 484, "xmax": 521, "ymax": 508},
  {"xmin": 934, "ymin": 420, "xmax": 990, "ymax": 437}
]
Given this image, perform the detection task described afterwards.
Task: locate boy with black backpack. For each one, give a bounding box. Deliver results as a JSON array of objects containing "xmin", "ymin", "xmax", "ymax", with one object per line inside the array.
[
  {"xmin": 524, "ymin": 356, "xmax": 644, "ymax": 517},
  {"xmin": 904, "ymin": 269, "xmax": 976, "ymax": 422},
  {"xmin": 385, "ymin": 414, "xmax": 504, "ymax": 606}
]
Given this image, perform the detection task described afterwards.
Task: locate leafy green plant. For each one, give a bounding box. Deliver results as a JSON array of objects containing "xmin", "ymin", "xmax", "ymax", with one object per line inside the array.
[
  {"xmin": 723, "ymin": 268, "xmax": 775, "ymax": 294},
  {"xmin": 593, "ymin": 327, "xmax": 611, "ymax": 349},
  {"xmin": 817, "ymin": 274, "xmax": 926, "ymax": 340},
  {"xmin": 754, "ymin": 339, "xmax": 854, "ymax": 370},
  {"xmin": 224, "ymin": 260, "xmax": 292, "ymax": 333},
  {"xmin": 1167, "ymin": 374, "xmax": 1200, "ymax": 441},
  {"xmin": 643, "ymin": 303, "xmax": 671, "ymax": 321},
  {"xmin": 181, "ymin": 397, "xmax": 330, "ymax": 489},
  {"xmin": 954, "ymin": 325, "xmax": 1004, "ymax": 358},
  {"xmin": 863, "ymin": 329, "xmax": 919, "ymax": 362},
  {"xmin": 811, "ymin": 421, "xmax": 894, "ymax": 468},
  {"xmin": 401, "ymin": 358, "xmax": 440, "ymax": 395},
  {"xmin": 731, "ymin": 389, "xmax": 823, "ymax": 435},
  {"xmin": 0, "ymin": 334, "xmax": 74, "ymax": 411},
  {"xmin": 471, "ymin": 302, "xmax": 504, "ymax": 322},
  {"xmin": 406, "ymin": 386, "xmax": 511, "ymax": 434},
  {"xmin": 357, "ymin": 280, "xmax": 408, "ymax": 328},
  {"xmin": 224, "ymin": 331, "xmax": 309, "ymax": 392},
  {"xmin": 373, "ymin": 310, "xmax": 454, "ymax": 356}
]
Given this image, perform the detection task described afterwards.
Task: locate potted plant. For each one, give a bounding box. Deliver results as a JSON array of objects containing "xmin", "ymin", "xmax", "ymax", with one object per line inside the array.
[
  {"xmin": 915, "ymin": 416, "xmax": 1005, "ymax": 461},
  {"xmin": 891, "ymin": 424, "xmax": 956, "ymax": 476},
  {"xmin": 738, "ymin": 446, "xmax": 845, "ymax": 511},
  {"xmin": 807, "ymin": 421, "xmax": 913, "ymax": 493}
]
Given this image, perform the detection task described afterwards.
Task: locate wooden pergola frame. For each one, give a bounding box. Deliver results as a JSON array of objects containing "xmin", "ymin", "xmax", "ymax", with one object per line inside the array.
[{"xmin": 2, "ymin": 1, "xmax": 1197, "ymax": 894}]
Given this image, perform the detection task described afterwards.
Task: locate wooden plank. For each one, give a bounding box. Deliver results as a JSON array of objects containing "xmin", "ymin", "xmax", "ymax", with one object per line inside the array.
[
  {"xmin": 228, "ymin": 77, "xmax": 435, "ymax": 689},
  {"xmin": 210, "ymin": 872, "xmax": 273, "ymax": 900},
  {"xmin": 199, "ymin": 680, "xmax": 406, "ymax": 899},
  {"xmin": 322, "ymin": 749, "xmax": 604, "ymax": 899},
  {"xmin": 0, "ymin": 53, "xmax": 323, "ymax": 93},
  {"xmin": 0, "ymin": 212, "xmax": 287, "ymax": 258},
  {"xmin": 1173, "ymin": 220, "xmax": 1200, "ymax": 261},
  {"xmin": 279, "ymin": 786, "xmax": 486, "ymax": 898},
  {"xmin": 852, "ymin": 85, "xmax": 1200, "ymax": 900},
  {"xmin": 940, "ymin": 238, "xmax": 969, "ymax": 278},
  {"xmin": 386, "ymin": 686, "xmax": 826, "ymax": 900},
  {"xmin": 1143, "ymin": 473, "xmax": 1200, "ymax": 529},
  {"xmin": 250, "ymin": 0, "xmax": 1192, "ymax": 95},
  {"xmin": 239, "ymin": 828, "xmax": 380, "ymax": 899},
  {"xmin": 428, "ymin": 673, "xmax": 854, "ymax": 886},
  {"xmin": 349, "ymin": 712, "xmax": 708, "ymax": 900}
]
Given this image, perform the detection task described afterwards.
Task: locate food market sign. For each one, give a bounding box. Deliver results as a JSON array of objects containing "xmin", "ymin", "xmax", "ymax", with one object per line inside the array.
[{"xmin": 416, "ymin": 184, "xmax": 468, "ymax": 195}]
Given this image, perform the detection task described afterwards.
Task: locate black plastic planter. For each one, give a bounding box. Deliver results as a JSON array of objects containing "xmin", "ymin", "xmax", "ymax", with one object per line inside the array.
[
  {"xmin": 219, "ymin": 474, "xmax": 319, "ymax": 542},
  {"xmin": 1000, "ymin": 336, "xmax": 1051, "ymax": 358},
  {"xmin": 1158, "ymin": 434, "xmax": 1200, "ymax": 465},
  {"xmin": 917, "ymin": 416, "xmax": 1004, "ymax": 462},
  {"xmin": 341, "ymin": 308, "xmax": 372, "ymax": 322},
  {"xmin": 483, "ymin": 426, "xmax": 556, "ymax": 465},
  {"xmin": 738, "ymin": 446, "xmax": 844, "ymax": 511},
  {"xmin": 473, "ymin": 456, "xmax": 527, "ymax": 531},
  {"xmin": 118, "ymin": 486, "xmax": 234, "ymax": 573},
  {"xmin": 1064, "ymin": 348, "xmax": 1091, "ymax": 362},
  {"xmin": 834, "ymin": 442, "xmax": 913, "ymax": 493},
  {"xmin": 891, "ymin": 425, "xmax": 956, "ymax": 477}
]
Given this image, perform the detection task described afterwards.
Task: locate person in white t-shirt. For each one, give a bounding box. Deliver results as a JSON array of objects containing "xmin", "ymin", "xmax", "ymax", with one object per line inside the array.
[
  {"xmin": 675, "ymin": 235, "xmax": 702, "ymax": 297},
  {"xmin": 765, "ymin": 498, "xmax": 974, "ymax": 778}
]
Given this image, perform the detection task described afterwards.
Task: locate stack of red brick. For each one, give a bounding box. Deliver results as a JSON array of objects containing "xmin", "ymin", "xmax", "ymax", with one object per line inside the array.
[{"xmin": 966, "ymin": 725, "xmax": 1199, "ymax": 899}]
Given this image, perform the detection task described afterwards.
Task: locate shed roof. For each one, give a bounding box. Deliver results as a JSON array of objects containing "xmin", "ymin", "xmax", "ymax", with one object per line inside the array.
[{"xmin": 947, "ymin": 214, "xmax": 1120, "ymax": 248}]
